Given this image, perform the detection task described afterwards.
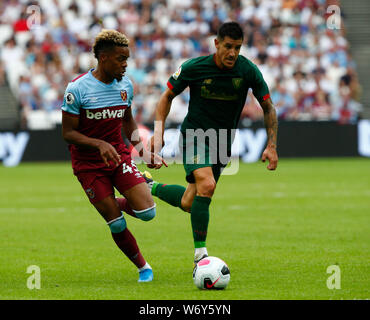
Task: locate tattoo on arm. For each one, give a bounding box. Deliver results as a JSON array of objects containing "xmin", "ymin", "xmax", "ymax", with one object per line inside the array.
[{"xmin": 261, "ymin": 98, "xmax": 278, "ymax": 148}]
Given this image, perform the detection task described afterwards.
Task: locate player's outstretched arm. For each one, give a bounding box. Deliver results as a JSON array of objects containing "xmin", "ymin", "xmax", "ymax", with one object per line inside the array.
[
  {"xmin": 121, "ymin": 107, "xmax": 167, "ymax": 169},
  {"xmin": 149, "ymin": 88, "xmax": 177, "ymax": 155},
  {"xmin": 62, "ymin": 112, "xmax": 121, "ymax": 167},
  {"xmin": 260, "ymin": 98, "xmax": 278, "ymax": 170}
]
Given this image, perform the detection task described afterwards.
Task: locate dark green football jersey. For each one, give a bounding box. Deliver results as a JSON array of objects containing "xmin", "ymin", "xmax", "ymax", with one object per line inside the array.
[{"xmin": 167, "ymin": 54, "xmax": 270, "ymax": 132}]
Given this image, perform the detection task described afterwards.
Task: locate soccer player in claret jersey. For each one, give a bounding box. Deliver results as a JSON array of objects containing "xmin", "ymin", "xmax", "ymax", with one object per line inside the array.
[
  {"xmin": 61, "ymin": 29, "xmax": 166, "ymax": 282},
  {"xmin": 146, "ymin": 22, "xmax": 278, "ymax": 266}
]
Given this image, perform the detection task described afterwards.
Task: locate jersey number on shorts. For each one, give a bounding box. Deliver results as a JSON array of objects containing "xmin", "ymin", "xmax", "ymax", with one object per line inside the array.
[{"xmin": 122, "ymin": 160, "xmax": 139, "ymax": 175}]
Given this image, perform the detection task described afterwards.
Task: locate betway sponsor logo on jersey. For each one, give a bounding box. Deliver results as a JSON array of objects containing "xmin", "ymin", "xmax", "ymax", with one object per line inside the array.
[{"xmin": 86, "ymin": 108, "xmax": 125, "ymax": 120}]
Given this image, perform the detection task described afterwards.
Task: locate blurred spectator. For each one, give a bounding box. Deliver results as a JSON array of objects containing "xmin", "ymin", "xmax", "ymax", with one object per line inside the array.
[
  {"xmin": 13, "ymin": 11, "xmax": 29, "ymax": 32},
  {"xmin": 0, "ymin": 0, "xmax": 363, "ymax": 129},
  {"xmin": 0, "ymin": 61, "xmax": 7, "ymax": 86},
  {"xmin": 311, "ymin": 88, "xmax": 332, "ymax": 120},
  {"xmin": 271, "ymin": 81, "xmax": 295, "ymax": 119}
]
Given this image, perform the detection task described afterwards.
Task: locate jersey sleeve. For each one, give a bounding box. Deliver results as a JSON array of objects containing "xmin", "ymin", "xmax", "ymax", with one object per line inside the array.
[
  {"xmin": 167, "ymin": 60, "xmax": 191, "ymax": 95},
  {"xmin": 61, "ymin": 82, "xmax": 82, "ymax": 115},
  {"xmin": 127, "ymin": 79, "xmax": 134, "ymax": 107},
  {"xmin": 250, "ymin": 64, "xmax": 270, "ymax": 103}
]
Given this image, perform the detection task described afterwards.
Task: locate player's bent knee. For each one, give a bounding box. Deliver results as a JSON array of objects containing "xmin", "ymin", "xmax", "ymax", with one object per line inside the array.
[
  {"xmin": 197, "ymin": 180, "xmax": 216, "ymax": 198},
  {"xmin": 107, "ymin": 215, "xmax": 127, "ymax": 233},
  {"xmin": 133, "ymin": 204, "xmax": 156, "ymax": 221}
]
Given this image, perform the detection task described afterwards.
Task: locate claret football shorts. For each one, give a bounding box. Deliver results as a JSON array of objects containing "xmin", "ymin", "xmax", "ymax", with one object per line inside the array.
[{"xmin": 75, "ymin": 154, "xmax": 146, "ymax": 204}]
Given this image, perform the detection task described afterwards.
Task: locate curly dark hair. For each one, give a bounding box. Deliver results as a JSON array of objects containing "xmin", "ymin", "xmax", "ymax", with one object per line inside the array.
[{"xmin": 92, "ymin": 29, "xmax": 129, "ymax": 59}]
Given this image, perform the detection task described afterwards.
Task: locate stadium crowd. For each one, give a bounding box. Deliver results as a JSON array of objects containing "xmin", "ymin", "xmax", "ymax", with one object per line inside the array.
[{"xmin": 0, "ymin": 0, "xmax": 363, "ymax": 129}]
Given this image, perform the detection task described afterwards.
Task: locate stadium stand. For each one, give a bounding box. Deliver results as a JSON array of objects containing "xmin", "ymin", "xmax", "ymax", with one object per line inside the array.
[
  {"xmin": 0, "ymin": 0, "xmax": 365, "ymax": 130},
  {"xmin": 340, "ymin": 0, "xmax": 370, "ymax": 117}
]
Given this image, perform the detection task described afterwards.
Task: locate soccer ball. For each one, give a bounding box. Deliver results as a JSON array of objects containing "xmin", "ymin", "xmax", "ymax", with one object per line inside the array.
[{"xmin": 193, "ymin": 256, "xmax": 230, "ymax": 289}]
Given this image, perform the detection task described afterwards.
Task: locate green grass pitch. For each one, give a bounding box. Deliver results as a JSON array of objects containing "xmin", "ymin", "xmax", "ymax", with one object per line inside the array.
[{"xmin": 0, "ymin": 158, "xmax": 369, "ymax": 300}]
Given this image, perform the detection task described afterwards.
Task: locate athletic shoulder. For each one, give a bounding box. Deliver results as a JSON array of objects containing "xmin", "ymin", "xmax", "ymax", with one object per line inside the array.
[
  {"xmin": 62, "ymin": 72, "xmax": 90, "ymax": 114},
  {"xmin": 65, "ymin": 71, "xmax": 91, "ymax": 95},
  {"xmin": 184, "ymin": 55, "xmax": 211, "ymax": 65},
  {"xmin": 168, "ymin": 55, "xmax": 212, "ymax": 93},
  {"xmin": 122, "ymin": 76, "xmax": 133, "ymax": 90},
  {"xmin": 180, "ymin": 55, "xmax": 212, "ymax": 71},
  {"xmin": 238, "ymin": 55, "xmax": 260, "ymax": 71},
  {"xmin": 238, "ymin": 55, "xmax": 265, "ymax": 82},
  {"xmin": 237, "ymin": 55, "xmax": 270, "ymax": 101},
  {"xmin": 171, "ymin": 55, "xmax": 212, "ymax": 81},
  {"xmin": 71, "ymin": 71, "xmax": 89, "ymax": 83}
]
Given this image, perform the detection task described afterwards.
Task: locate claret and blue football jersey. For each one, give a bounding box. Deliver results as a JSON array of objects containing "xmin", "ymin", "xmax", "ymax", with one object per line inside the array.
[{"xmin": 61, "ymin": 69, "xmax": 133, "ymax": 172}]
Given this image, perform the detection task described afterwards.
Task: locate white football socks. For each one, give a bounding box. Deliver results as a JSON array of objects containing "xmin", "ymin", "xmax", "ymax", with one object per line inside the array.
[
  {"xmin": 194, "ymin": 247, "xmax": 208, "ymax": 261},
  {"xmin": 138, "ymin": 262, "xmax": 152, "ymax": 272}
]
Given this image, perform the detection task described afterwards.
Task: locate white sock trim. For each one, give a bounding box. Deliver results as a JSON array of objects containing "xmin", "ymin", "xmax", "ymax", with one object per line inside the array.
[
  {"xmin": 138, "ymin": 262, "xmax": 152, "ymax": 272},
  {"xmin": 133, "ymin": 203, "xmax": 156, "ymax": 214},
  {"xmin": 106, "ymin": 214, "xmax": 124, "ymax": 225}
]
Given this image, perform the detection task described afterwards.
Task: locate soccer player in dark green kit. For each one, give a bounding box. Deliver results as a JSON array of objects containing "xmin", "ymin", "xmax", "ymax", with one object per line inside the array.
[{"xmin": 146, "ymin": 22, "xmax": 278, "ymax": 266}]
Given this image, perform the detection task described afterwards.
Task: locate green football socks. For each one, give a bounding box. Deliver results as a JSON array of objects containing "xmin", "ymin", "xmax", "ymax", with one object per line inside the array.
[
  {"xmin": 151, "ymin": 183, "xmax": 212, "ymax": 249},
  {"xmin": 152, "ymin": 183, "xmax": 186, "ymax": 211},
  {"xmin": 191, "ymin": 196, "xmax": 211, "ymax": 248}
]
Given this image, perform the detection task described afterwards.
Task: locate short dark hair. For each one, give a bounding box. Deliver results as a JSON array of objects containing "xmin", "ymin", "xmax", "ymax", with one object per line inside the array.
[{"xmin": 217, "ymin": 22, "xmax": 244, "ymax": 41}]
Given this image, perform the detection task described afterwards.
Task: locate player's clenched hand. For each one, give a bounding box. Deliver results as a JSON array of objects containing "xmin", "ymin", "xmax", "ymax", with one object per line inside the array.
[
  {"xmin": 97, "ymin": 140, "xmax": 121, "ymax": 167},
  {"xmin": 261, "ymin": 146, "xmax": 278, "ymax": 170}
]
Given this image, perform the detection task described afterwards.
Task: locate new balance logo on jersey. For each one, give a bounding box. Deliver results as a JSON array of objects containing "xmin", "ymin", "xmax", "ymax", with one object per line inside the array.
[{"xmin": 86, "ymin": 108, "xmax": 125, "ymax": 120}]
